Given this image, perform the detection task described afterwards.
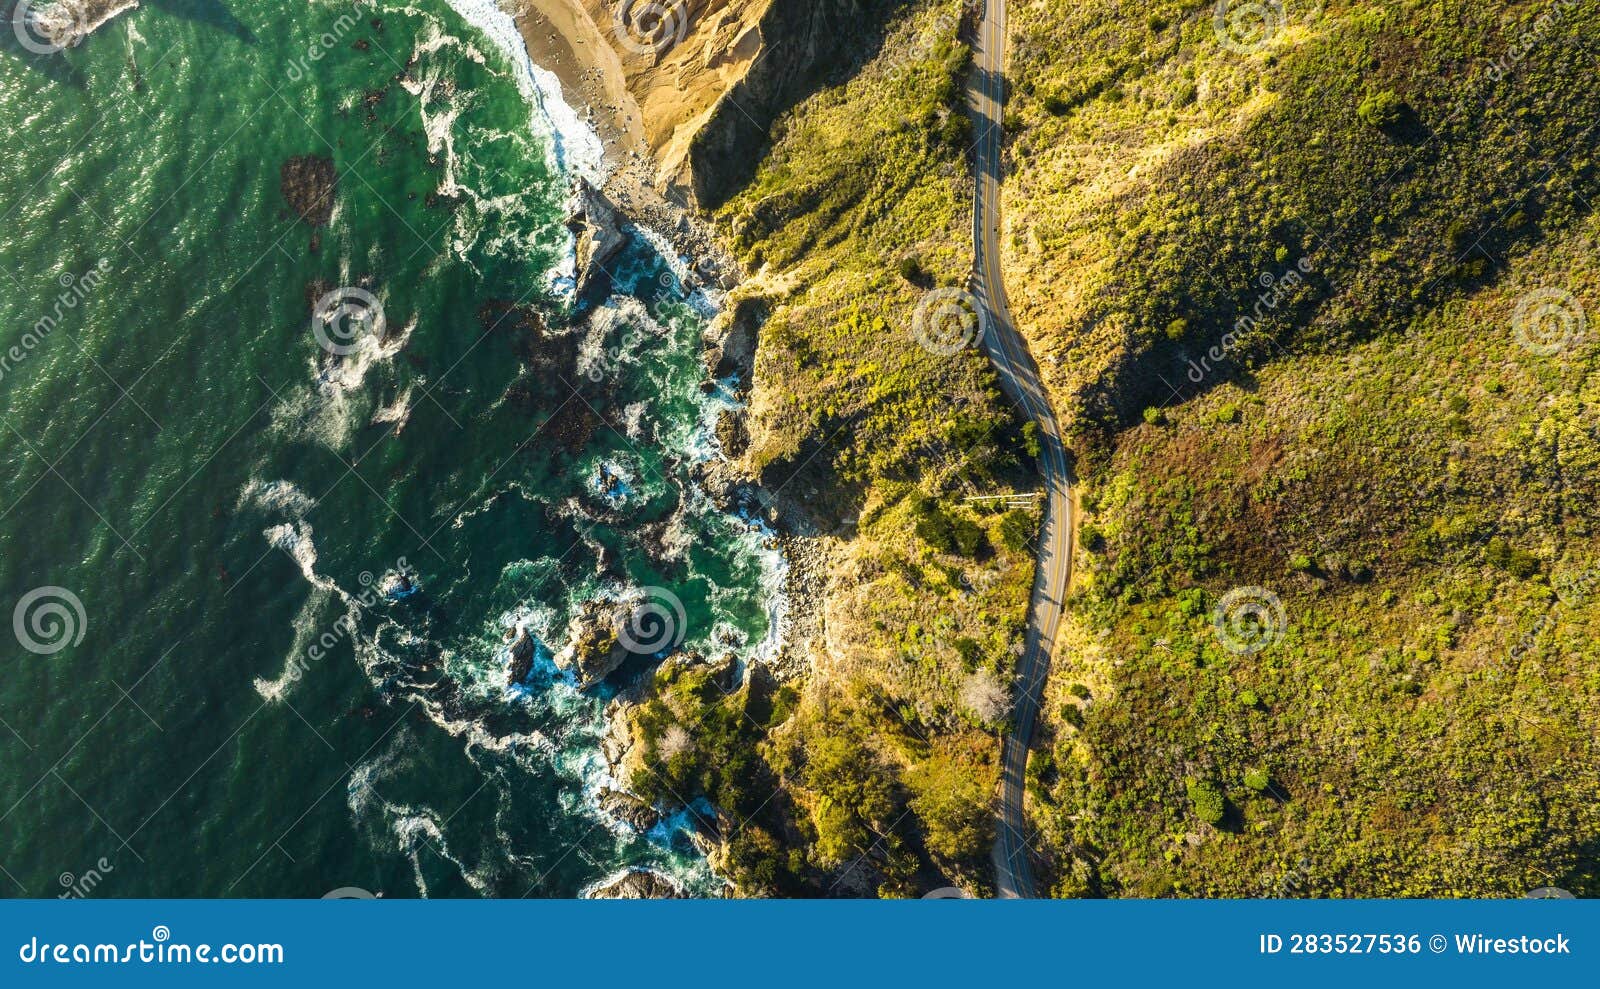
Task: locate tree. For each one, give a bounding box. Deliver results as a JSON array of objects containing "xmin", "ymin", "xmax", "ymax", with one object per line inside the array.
[
  {"xmin": 1187, "ymin": 778, "xmax": 1226, "ymax": 825},
  {"xmin": 908, "ymin": 752, "xmax": 993, "ymax": 863},
  {"xmin": 812, "ymin": 797, "xmax": 869, "ymax": 868},
  {"xmin": 960, "ymin": 669, "xmax": 1011, "ymax": 726},
  {"xmin": 1358, "ymin": 90, "xmax": 1406, "ymax": 128}
]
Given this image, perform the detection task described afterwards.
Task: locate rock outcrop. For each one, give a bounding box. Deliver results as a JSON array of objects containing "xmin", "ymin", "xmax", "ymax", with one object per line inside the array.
[
  {"xmin": 584, "ymin": 868, "xmax": 685, "ymax": 899},
  {"xmin": 597, "ymin": 788, "xmax": 661, "ymax": 832},
  {"xmin": 555, "ymin": 600, "xmax": 631, "ymax": 688},
  {"xmin": 506, "ymin": 626, "xmax": 537, "ymax": 685},
  {"xmin": 20, "ymin": 0, "xmax": 138, "ymax": 50},
  {"xmin": 568, "ymin": 178, "xmax": 626, "ymax": 298}
]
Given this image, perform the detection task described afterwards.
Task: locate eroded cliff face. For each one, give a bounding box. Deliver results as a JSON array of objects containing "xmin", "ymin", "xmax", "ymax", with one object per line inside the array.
[
  {"xmin": 523, "ymin": 0, "xmax": 875, "ymax": 208},
  {"xmin": 672, "ymin": 0, "xmax": 877, "ymax": 208},
  {"xmin": 606, "ymin": 0, "xmax": 775, "ymax": 201}
]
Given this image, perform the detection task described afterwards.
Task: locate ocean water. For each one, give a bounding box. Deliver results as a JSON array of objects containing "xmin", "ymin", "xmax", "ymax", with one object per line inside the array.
[{"xmin": 0, "ymin": 0, "xmax": 778, "ymax": 897}]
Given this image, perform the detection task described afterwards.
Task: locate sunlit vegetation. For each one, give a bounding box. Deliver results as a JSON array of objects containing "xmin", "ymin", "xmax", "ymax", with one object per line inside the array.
[
  {"xmin": 614, "ymin": 1, "xmax": 1039, "ymax": 895},
  {"xmin": 1006, "ymin": 0, "xmax": 1600, "ymax": 897}
]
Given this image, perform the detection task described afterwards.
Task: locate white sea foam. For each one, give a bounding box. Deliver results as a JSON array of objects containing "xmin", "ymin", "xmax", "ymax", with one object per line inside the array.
[
  {"xmin": 429, "ymin": 0, "xmax": 600, "ymax": 300},
  {"xmin": 438, "ymin": 0, "xmax": 605, "ymax": 186},
  {"xmin": 236, "ymin": 478, "xmax": 317, "ymax": 517}
]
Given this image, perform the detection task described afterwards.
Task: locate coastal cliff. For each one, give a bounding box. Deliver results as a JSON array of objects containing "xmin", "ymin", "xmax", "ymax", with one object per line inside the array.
[
  {"xmin": 523, "ymin": 0, "xmax": 1037, "ymax": 897},
  {"xmin": 517, "ymin": 0, "xmax": 878, "ymax": 208},
  {"xmin": 523, "ymin": 0, "xmax": 1600, "ymax": 901}
]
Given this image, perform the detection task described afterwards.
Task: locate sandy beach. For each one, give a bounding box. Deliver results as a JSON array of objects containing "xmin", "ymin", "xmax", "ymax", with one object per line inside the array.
[{"xmin": 511, "ymin": 0, "xmax": 647, "ymax": 161}]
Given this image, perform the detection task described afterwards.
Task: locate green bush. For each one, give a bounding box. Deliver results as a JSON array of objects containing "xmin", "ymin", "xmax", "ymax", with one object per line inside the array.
[
  {"xmin": 1357, "ymin": 89, "xmax": 1406, "ymax": 128},
  {"xmin": 1186, "ymin": 778, "xmax": 1226, "ymax": 826}
]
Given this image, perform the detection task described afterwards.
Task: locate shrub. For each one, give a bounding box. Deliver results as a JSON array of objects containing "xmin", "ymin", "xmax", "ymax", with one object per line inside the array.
[
  {"xmin": 897, "ymin": 254, "xmax": 928, "ymax": 284},
  {"xmin": 1357, "ymin": 89, "xmax": 1406, "ymax": 128},
  {"xmin": 1078, "ymin": 520, "xmax": 1106, "ymax": 552},
  {"xmin": 1186, "ymin": 778, "xmax": 1226, "ymax": 825},
  {"xmin": 999, "ymin": 508, "xmax": 1035, "ymax": 552},
  {"xmin": 907, "ymin": 751, "xmax": 994, "ymax": 863},
  {"xmin": 1243, "ymin": 767, "xmax": 1271, "ymax": 792},
  {"xmin": 1022, "ymin": 420, "xmax": 1042, "ymax": 459},
  {"xmin": 1485, "ymin": 538, "xmax": 1539, "ymax": 578}
]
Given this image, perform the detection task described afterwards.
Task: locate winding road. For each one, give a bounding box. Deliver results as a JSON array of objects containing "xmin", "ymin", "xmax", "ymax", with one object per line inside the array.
[{"xmin": 966, "ymin": 0, "xmax": 1073, "ymax": 899}]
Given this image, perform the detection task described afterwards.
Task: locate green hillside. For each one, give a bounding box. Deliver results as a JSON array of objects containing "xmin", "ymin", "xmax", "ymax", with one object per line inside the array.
[{"xmin": 1001, "ymin": 0, "xmax": 1600, "ymax": 896}]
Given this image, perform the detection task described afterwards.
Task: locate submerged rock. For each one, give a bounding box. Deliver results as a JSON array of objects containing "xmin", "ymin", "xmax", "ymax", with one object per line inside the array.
[
  {"xmin": 280, "ymin": 155, "xmax": 337, "ymax": 227},
  {"xmin": 584, "ymin": 868, "xmax": 685, "ymax": 900},
  {"xmin": 379, "ymin": 572, "xmax": 417, "ymax": 600}
]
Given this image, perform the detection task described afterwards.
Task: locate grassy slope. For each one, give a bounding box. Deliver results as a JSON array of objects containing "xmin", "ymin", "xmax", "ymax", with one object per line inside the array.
[
  {"xmin": 615, "ymin": 1, "xmax": 1041, "ymax": 896},
  {"xmin": 1002, "ymin": 0, "xmax": 1600, "ymax": 895}
]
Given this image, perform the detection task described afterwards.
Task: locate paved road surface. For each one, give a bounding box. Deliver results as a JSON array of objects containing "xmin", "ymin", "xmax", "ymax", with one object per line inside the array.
[{"xmin": 966, "ymin": 0, "xmax": 1073, "ymax": 900}]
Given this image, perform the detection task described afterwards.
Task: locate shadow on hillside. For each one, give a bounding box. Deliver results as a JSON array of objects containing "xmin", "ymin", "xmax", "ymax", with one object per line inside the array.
[{"xmin": 687, "ymin": 0, "xmax": 918, "ymax": 211}]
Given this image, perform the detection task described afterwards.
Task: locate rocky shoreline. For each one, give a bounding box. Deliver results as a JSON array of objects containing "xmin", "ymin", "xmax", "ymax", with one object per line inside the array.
[
  {"xmin": 516, "ymin": 0, "xmax": 843, "ymax": 897},
  {"xmin": 21, "ymin": 0, "xmax": 139, "ymax": 50}
]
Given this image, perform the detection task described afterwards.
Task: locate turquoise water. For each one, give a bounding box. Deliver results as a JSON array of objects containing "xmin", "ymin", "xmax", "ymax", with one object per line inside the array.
[{"xmin": 0, "ymin": 0, "xmax": 775, "ymax": 896}]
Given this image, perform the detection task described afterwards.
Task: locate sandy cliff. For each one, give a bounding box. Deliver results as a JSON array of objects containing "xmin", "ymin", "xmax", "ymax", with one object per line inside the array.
[{"xmin": 514, "ymin": 0, "xmax": 873, "ymax": 208}]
